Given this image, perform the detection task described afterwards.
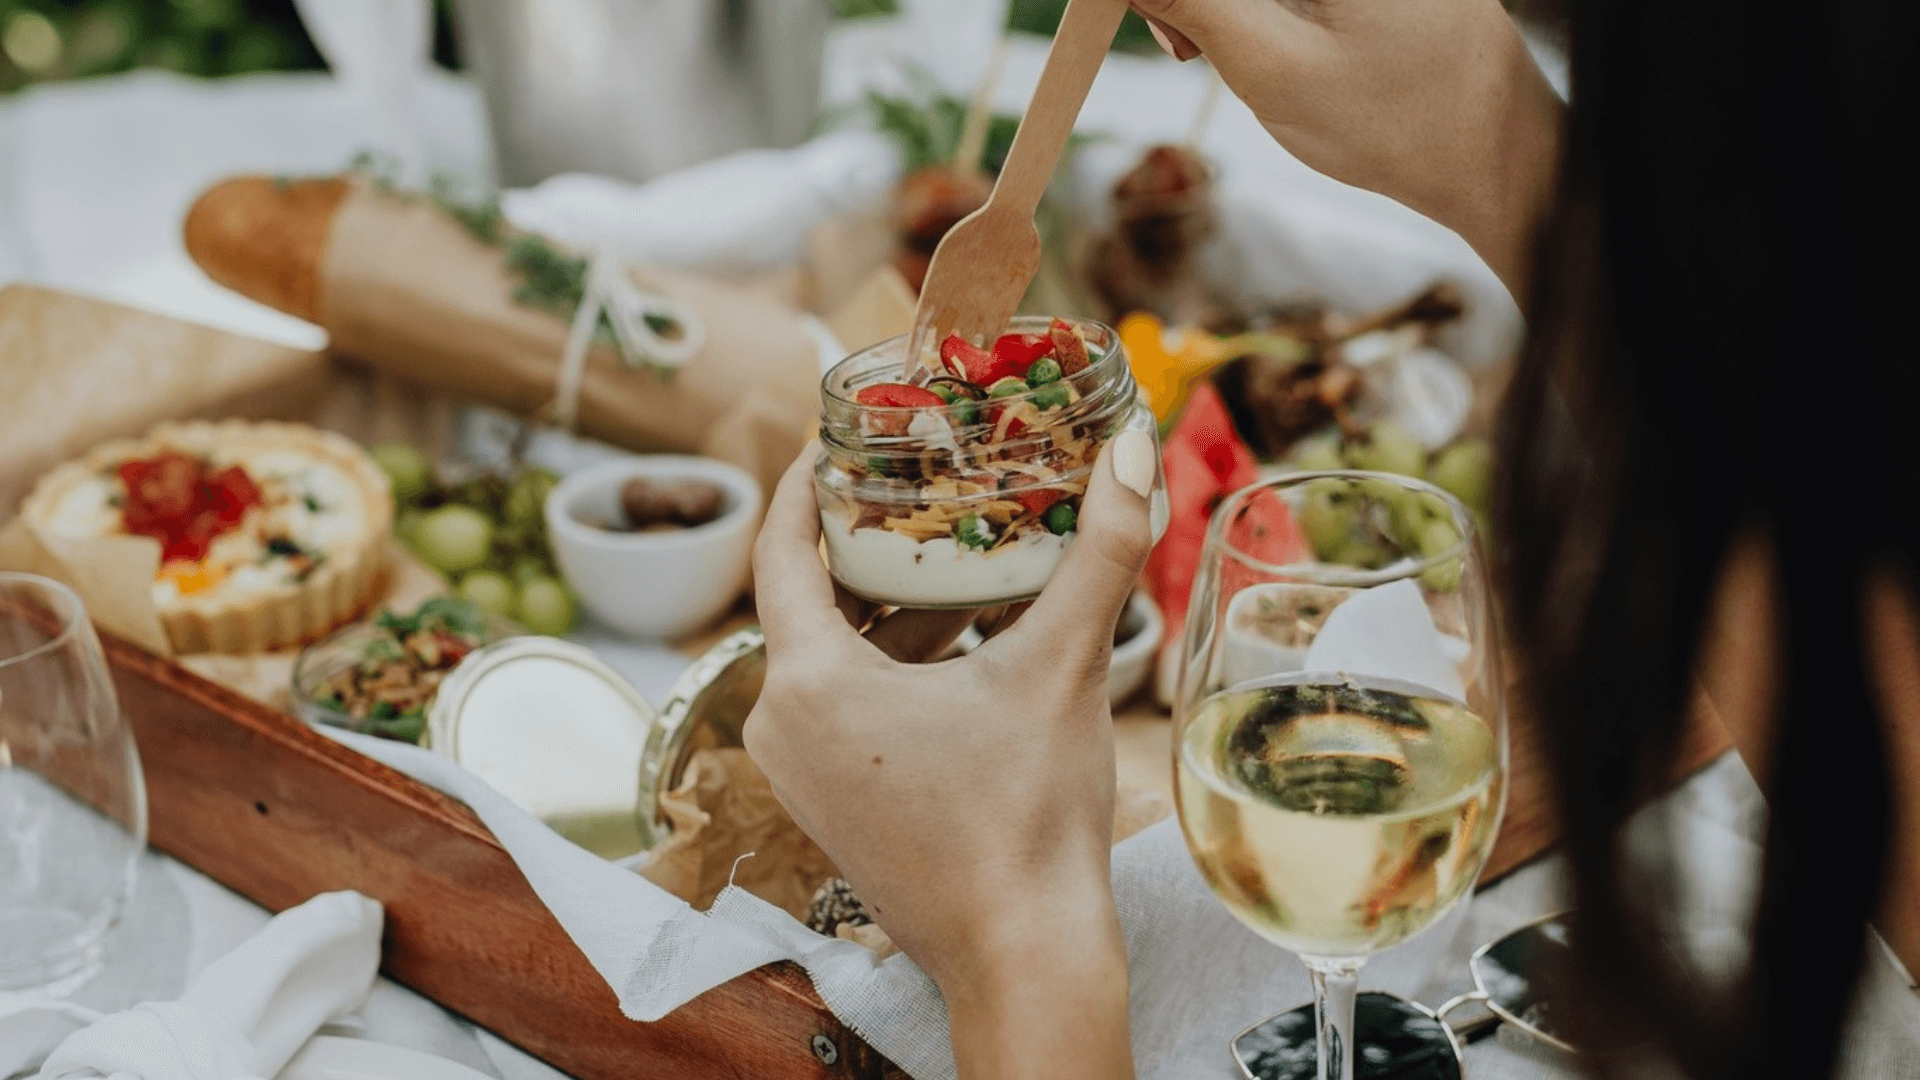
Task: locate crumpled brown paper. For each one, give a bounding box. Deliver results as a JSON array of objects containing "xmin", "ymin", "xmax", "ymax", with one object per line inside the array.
[
  {"xmin": 640, "ymin": 747, "xmax": 839, "ymax": 918},
  {"xmin": 320, "ymin": 187, "xmax": 821, "ymax": 497}
]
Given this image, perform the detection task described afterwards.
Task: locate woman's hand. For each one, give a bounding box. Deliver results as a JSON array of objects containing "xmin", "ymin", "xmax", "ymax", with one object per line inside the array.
[
  {"xmin": 745, "ymin": 428, "xmax": 1160, "ymax": 1079},
  {"xmin": 1134, "ymin": 0, "xmax": 1564, "ymax": 295}
]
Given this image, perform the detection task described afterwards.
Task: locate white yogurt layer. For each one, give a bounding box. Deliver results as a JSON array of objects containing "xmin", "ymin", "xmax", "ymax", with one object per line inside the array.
[{"xmin": 821, "ymin": 516, "xmax": 1073, "ymax": 608}]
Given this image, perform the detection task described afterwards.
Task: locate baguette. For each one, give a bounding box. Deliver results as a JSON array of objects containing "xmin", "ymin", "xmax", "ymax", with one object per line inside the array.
[{"xmin": 183, "ymin": 176, "xmax": 347, "ymax": 323}]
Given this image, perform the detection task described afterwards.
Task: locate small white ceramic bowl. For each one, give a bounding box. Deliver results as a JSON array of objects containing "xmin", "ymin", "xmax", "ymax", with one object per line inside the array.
[
  {"xmin": 1106, "ymin": 591, "xmax": 1164, "ymax": 707},
  {"xmin": 955, "ymin": 591, "xmax": 1162, "ymax": 708},
  {"xmin": 545, "ymin": 455, "xmax": 761, "ymax": 640}
]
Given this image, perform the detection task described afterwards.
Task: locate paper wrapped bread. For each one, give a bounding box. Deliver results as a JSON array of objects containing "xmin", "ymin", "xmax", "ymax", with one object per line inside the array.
[{"xmin": 182, "ymin": 177, "xmax": 820, "ymax": 494}]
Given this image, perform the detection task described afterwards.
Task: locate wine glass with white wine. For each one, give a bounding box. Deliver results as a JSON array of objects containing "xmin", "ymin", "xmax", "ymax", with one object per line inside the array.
[{"xmin": 1173, "ymin": 472, "xmax": 1507, "ymax": 1080}]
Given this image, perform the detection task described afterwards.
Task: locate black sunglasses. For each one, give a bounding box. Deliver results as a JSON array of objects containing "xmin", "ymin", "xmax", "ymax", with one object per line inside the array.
[{"xmin": 1232, "ymin": 912, "xmax": 1579, "ymax": 1080}]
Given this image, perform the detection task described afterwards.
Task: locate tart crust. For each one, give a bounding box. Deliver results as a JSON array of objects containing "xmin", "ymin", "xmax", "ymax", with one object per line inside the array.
[{"xmin": 22, "ymin": 420, "xmax": 392, "ymax": 654}]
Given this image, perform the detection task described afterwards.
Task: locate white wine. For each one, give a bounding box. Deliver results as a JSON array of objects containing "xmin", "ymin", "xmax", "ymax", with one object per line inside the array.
[{"xmin": 1176, "ymin": 674, "xmax": 1502, "ymax": 958}]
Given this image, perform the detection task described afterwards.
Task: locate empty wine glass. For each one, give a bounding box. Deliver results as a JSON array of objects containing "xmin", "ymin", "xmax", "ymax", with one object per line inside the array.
[
  {"xmin": 0, "ymin": 572, "xmax": 147, "ymax": 995},
  {"xmin": 1172, "ymin": 473, "xmax": 1508, "ymax": 1080}
]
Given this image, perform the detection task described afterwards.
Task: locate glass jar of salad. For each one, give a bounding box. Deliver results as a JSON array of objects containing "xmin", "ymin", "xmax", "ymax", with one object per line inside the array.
[{"xmin": 815, "ymin": 316, "xmax": 1165, "ymax": 609}]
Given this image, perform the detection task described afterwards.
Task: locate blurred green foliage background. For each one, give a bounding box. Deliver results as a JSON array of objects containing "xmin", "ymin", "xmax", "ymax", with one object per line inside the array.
[
  {"xmin": 0, "ymin": 0, "xmax": 461, "ymax": 93},
  {"xmin": 0, "ymin": 0, "xmax": 1158, "ymax": 96}
]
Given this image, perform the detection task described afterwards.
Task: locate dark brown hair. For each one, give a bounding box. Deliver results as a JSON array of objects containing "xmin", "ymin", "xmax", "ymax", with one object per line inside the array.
[{"xmin": 1495, "ymin": 2, "xmax": 1919, "ymax": 1076}]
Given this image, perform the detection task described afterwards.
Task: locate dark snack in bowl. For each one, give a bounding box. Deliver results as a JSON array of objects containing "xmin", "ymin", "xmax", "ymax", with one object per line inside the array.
[{"xmin": 613, "ymin": 477, "xmax": 726, "ymax": 532}]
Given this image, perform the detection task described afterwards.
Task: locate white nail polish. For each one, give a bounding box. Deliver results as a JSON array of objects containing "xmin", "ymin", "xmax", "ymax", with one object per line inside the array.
[
  {"xmin": 1110, "ymin": 429, "xmax": 1156, "ymax": 500},
  {"xmin": 1145, "ymin": 20, "xmax": 1179, "ymax": 59}
]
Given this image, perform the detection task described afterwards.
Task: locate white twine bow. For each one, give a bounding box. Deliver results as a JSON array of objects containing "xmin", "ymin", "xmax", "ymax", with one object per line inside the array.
[{"xmin": 551, "ymin": 254, "xmax": 708, "ymax": 432}]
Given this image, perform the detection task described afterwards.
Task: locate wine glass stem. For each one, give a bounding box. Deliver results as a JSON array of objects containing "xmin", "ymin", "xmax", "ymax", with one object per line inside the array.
[{"xmin": 1306, "ymin": 956, "xmax": 1364, "ymax": 1080}]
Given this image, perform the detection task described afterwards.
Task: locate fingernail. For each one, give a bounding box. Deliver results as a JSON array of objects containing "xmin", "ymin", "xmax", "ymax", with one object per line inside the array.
[
  {"xmin": 1110, "ymin": 428, "xmax": 1157, "ymax": 500},
  {"xmin": 1145, "ymin": 19, "xmax": 1179, "ymax": 59}
]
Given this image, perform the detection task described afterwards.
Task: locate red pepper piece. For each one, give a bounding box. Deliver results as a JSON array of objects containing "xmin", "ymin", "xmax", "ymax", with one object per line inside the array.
[
  {"xmin": 1012, "ymin": 489, "xmax": 1065, "ymax": 517},
  {"xmin": 940, "ymin": 334, "xmax": 1000, "ymax": 385},
  {"xmin": 1049, "ymin": 318, "xmax": 1091, "ymax": 375},
  {"xmin": 990, "ymin": 333, "xmax": 1053, "ymax": 378},
  {"xmin": 854, "ymin": 383, "xmax": 947, "ymax": 409}
]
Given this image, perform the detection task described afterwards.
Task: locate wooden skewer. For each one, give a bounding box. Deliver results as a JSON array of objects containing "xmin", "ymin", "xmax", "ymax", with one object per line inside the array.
[
  {"xmin": 953, "ymin": 36, "xmax": 1011, "ymax": 179},
  {"xmin": 1184, "ymin": 62, "xmax": 1224, "ymax": 152}
]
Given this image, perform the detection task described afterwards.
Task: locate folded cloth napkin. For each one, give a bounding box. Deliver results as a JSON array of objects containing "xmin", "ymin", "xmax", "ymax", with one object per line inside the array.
[
  {"xmin": 499, "ymin": 129, "xmax": 901, "ymax": 273},
  {"xmin": 14, "ymin": 891, "xmax": 381, "ymax": 1080}
]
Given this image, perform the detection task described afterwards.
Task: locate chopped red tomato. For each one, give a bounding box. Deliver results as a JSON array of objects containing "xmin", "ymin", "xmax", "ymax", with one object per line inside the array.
[
  {"xmin": 1050, "ymin": 318, "xmax": 1091, "ymax": 375},
  {"xmin": 204, "ymin": 466, "xmax": 262, "ymax": 523},
  {"xmin": 939, "ymin": 335, "xmax": 999, "ymax": 385},
  {"xmin": 854, "ymin": 383, "xmax": 946, "ymax": 409},
  {"xmin": 117, "ymin": 451, "xmax": 263, "ymax": 563},
  {"xmin": 119, "ymin": 452, "xmax": 199, "ymax": 529},
  {"xmin": 990, "ymin": 333, "xmax": 1053, "ymax": 376},
  {"xmin": 856, "ymin": 382, "xmax": 947, "ymax": 436},
  {"xmin": 1012, "ymin": 488, "xmax": 1065, "ymax": 517}
]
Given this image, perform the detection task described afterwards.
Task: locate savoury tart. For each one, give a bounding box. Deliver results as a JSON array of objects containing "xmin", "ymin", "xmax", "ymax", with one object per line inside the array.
[{"xmin": 22, "ymin": 420, "xmax": 392, "ymax": 653}]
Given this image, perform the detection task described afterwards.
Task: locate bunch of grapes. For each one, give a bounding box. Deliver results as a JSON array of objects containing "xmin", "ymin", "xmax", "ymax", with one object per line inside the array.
[
  {"xmin": 371, "ymin": 443, "xmax": 577, "ymax": 636},
  {"xmin": 1284, "ymin": 421, "xmax": 1494, "ymax": 591}
]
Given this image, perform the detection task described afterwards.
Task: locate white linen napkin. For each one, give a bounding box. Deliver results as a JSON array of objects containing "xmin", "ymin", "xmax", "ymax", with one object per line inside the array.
[{"xmin": 13, "ymin": 891, "xmax": 381, "ymax": 1080}]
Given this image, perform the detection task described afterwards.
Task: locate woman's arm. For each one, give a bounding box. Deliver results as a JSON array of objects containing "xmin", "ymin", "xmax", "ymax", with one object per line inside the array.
[
  {"xmin": 1133, "ymin": 0, "xmax": 1565, "ymax": 301},
  {"xmin": 745, "ymin": 429, "xmax": 1161, "ymax": 1079}
]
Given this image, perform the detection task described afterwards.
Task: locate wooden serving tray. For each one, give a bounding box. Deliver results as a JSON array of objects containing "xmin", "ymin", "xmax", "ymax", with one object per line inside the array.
[{"xmin": 104, "ymin": 627, "xmax": 901, "ymax": 1079}]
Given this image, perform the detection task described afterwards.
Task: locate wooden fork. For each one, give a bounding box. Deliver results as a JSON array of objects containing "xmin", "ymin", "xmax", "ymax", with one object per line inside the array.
[{"xmin": 904, "ymin": 0, "xmax": 1131, "ymax": 379}]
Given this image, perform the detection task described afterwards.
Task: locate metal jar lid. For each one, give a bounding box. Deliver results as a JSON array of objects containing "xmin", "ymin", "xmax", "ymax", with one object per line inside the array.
[{"xmin": 634, "ymin": 626, "xmax": 766, "ymax": 849}]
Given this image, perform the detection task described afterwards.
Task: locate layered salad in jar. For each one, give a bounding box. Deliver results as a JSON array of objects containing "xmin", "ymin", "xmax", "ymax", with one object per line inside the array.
[{"xmin": 815, "ymin": 316, "xmax": 1162, "ymax": 609}]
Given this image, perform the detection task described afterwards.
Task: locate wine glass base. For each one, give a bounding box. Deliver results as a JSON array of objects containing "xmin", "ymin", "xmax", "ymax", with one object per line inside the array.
[
  {"xmin": 1231, "ymin": 991, "xmax": 1464, "ymax": 1080},
  {"xmin": 0, "ymin": 908, "xmax": 110, "ymax": 998}
]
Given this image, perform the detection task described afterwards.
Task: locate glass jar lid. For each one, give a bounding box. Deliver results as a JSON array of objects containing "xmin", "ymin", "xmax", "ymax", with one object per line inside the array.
[{"xmin": 634, "ymin": 627, "xmax": 765, "ymax": 848}]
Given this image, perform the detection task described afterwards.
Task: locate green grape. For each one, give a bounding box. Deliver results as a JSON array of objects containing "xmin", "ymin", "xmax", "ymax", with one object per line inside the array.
[
  {"xmin": 372, "ymin": 442, "xmax": 432, "ymax": 502},
  {"xmin": 458, "ymin": 570, "xmax": 518, "ymax": 619},
  {"xmin": 516, "ymin": 575, "xmax": 578, "ymax": 636},
  {"xmin": 395, "ymin": 508, "xmax": 426, "ymax": 546},
  {"xmin": 1416, "ymin": 519, "xmax": 1465, "ymax": 592},
  {"xmin": 1287, "ymin": 436, "xmax": 1345, "ymax": 474},
  {"xmin": 413, "ymin": 505, "xmax": 494, "ymax": 575},
  {"xmin": 510, "ymin": 554, "xmax": 553, "ymax": 585},
  {"xmin": 1418, "ymin": 516, "xmax": 1462, "ymax": 556},
  {"xmin": 504, "ymin": 467, "xmax": 560, "ymax": 530},
  {"xmin": 1348, "ymin": 420, "xmax": 1427, "ymax": 478},
  {"xmin": 1299, "ymin": 489, "xmax": 1355, "ymax": 562},
  {"xmin": 1025, "ymin": 357, "xmax": 1064, "ymax": 386},
  {"xmin": 1333, "ymin": 536, "xmax": 1394, "ymax": 571},
  {"xmin": 1429, "ymin": 439, "xmax": 1493, "ymax": 511}
]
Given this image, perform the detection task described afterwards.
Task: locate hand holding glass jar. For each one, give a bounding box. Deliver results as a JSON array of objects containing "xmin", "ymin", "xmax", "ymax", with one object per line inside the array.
[{"xmin": 814, "ymin": 317, "xmax": 1168, "ymax": 610}]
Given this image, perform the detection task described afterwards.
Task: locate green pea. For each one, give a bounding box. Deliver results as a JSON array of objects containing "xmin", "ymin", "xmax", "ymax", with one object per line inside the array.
[
  {"xmin": 1026, "ymin": 357, "xmax": 1063, "ymax": 386},
  {"xmin": 929, "ymin": 384, "xmax": 983, "ymax": 425},
  {"xmin": 955, "ymin": 513, "xmax": 995, "ymax": 550},
  {"xmin": 988, "ymin": 377, "xmax": 1030, "ymax": 398},
  {"xmin": 1043, "ymin": 502, "xmax": 1078, "ymax": 535},
  {"xmin": 1030, "ymin": 383, "xmax": 1071, "ymax": 411}
]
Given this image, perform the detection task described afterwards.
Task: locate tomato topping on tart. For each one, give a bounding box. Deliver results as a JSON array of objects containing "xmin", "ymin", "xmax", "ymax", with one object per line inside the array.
[{"xmin": 118, "ymin": 451, "xmax": 263, "ymax": 562}]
